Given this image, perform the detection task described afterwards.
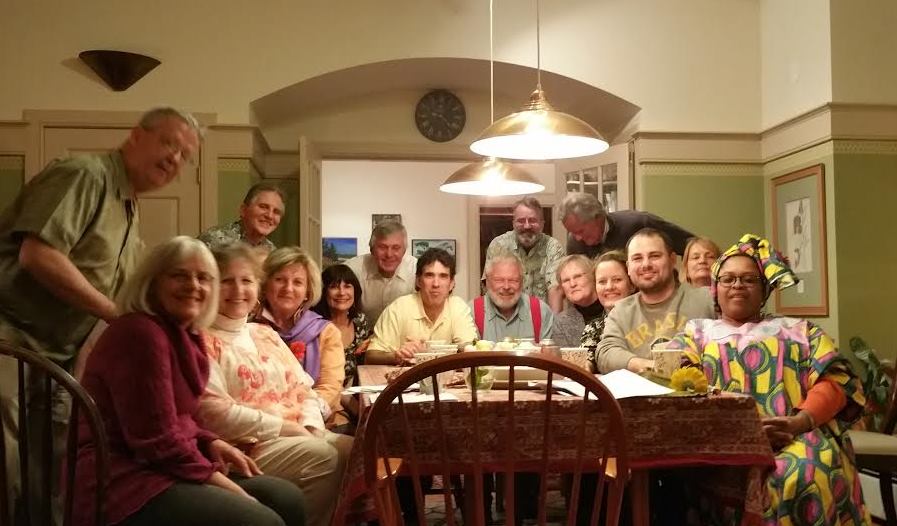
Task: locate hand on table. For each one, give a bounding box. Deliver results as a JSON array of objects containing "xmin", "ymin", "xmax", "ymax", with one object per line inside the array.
[
  {"xmin": 395, "ymin": 339, "xmax": 425, "ymax": 365},
  {"xmin": 208, "ymin": 438, "xmax": 263, "ymax": 477},
  {"xmin": 627, "ymin": 357, "xmax": 655, "ymax": 374}
]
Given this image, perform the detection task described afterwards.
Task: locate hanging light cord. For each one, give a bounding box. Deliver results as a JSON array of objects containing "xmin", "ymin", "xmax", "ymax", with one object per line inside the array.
[
  {"xmin": 489, "ymin": 0, "xmax": 494, "ymax": 124},
  {"xmin": 535, "ymin": 0, "xmax": 542, "ymax": 90}
]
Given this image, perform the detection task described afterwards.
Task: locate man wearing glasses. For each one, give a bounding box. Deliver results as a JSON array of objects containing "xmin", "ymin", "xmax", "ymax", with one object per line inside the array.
[
  {"xmin": 482, "ymin": 196, "xmax": 565, "ymax": 311},
  {"xmin": 595, "ymin": 228, "xmax": 715, "ymax": 375},
  {"xmin": 0, "ymin": 107, "xmax": 201, "ymax": 524}
]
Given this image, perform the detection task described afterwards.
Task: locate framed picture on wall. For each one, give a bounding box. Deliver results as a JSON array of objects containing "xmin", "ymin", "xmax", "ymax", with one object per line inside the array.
[
  {"xmin": 770, "ymin": 164, "xmax": 828, "ymax": 316},
  {"xmin": 372, "ymin": 214, "xmax": 402, "ymax": 229},
  {"xmin": 321, "ymin": 237, "xmax": 357, "ymax": 268},
  {"xmin": 411, "ymin": 239, "xmax": 457, "ymax": 258}
]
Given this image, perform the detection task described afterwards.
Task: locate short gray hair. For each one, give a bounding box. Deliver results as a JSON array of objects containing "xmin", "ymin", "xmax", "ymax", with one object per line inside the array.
[
  {"xmin": 556, "ymin": 254, "xmax": 596, "ymax": 287},
  {"xmin": 138, "ymin": 107, "xmax": 204, "ymax": 140},
  {"xmin": 243, "ymin": 182, "xmax": 286, "ymax": 206},
  {"xmin": 368, "ymin": 221, "xmax": 407, "ymax": 251},
  {"xmin": 561, "ymin": 192, "xmax": 605, "ymax": 222},
  {"xmin": 117, "ymin": 236, "xmax": 220, "ymax": 330},
  {"xmin": 512, "ymin": 196, "xmax": 544, "ymax": 221},
  {"xmin": 484, "ymin": 251, "xmax": 524, "ymax": 280},
  {"xmin": 262, "ymin": 246, "xmax": 322, "ymax": 308}
]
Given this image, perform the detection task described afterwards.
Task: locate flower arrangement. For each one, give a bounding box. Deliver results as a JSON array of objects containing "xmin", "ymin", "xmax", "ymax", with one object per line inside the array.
[{"xmin": 669, "ymin": 367, "xmax": 709, "ymax": 394}]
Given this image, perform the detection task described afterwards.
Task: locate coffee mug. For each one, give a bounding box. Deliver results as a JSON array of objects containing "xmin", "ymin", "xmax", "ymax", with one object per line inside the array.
[{"xmin": 651, "ymin": 348, "xmax": 683, "ymax": 379}]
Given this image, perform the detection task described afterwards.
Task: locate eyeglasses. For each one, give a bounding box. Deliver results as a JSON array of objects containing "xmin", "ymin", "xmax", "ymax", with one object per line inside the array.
[
  {"xmin": 717, "ymin": 274, "xmax": 763, "ymax": 287},
  {"xmin": 165, "ymin": 270, "xmax": 214, "ymax": 286},
  {"xmin": 158, "ymin": 135, "xmax": 197, "ymax": 166},
  {"xmin": 513, "ymin": 218, "xmax": 541, "ymax": 226}
]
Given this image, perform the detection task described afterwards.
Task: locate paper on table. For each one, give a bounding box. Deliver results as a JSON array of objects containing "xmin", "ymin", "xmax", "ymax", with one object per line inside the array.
[
  {"xmin": 552, "ymin": 370, "xmax": 673, "ymax": 399},
  {"xmin": 342, "ymin": 383, "xmax": 419, "ymax": 395},
  {"xmin": 368, "ymin": 392, "xmax": 459, "ymax": 404}
]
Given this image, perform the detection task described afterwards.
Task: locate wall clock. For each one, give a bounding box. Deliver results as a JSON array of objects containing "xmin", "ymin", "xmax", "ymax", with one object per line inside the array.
[{"xmin": 414, "ymin": 89, "xmax": 466, "ymax": 143}]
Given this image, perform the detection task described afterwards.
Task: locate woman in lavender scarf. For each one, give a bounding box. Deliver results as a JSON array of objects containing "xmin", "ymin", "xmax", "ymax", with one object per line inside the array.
[{"xmin": 255, "ymin": 246, "xmax": 347, "ymax": 427}]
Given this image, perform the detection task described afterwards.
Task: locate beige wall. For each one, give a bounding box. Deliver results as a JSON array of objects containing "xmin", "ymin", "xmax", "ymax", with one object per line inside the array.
[{"xmin": 830, "ymin": 0, "xmax": 897, "ymax": 105}]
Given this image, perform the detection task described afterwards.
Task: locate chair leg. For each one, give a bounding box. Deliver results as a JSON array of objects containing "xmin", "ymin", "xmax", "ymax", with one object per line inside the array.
[{"xmin": 880, "ymin": 471, "xmax": 897, "ymax": 526}]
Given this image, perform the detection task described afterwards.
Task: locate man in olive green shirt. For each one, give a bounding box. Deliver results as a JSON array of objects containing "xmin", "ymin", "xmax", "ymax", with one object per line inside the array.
[{"xmin": 0, "ymin": 107, "xmax": 201, "ymax": 524}]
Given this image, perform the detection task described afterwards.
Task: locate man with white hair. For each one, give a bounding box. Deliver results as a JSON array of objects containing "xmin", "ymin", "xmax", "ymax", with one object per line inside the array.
[
  {"xmin": 562, "ymin": 192, "xmax": 694, "ymax": 259},
  {"xmin": 471, "ymin": 251, "xmax": 554, "ymax": 343},
  {"xmin": 345, "ymin": 221, "xmax": 417, "ymax": 324}
]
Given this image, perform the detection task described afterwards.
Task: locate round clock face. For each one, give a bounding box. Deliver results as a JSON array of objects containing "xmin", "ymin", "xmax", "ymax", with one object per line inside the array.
[{"xmin": 414, "ymin": 89, "xmax": 466, "ymax": 143}]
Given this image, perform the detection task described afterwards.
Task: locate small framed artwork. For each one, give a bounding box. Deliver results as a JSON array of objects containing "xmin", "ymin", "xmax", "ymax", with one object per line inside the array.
[
  {"xmin": 372, "ymin": 214, "xmax": 402, "ymax": 229},
  {"xmin": 321, "ymin": 237, "xmax": 357, "ymax": 267},
  {"xmin": 770, "ymin": 164, "xmax": 828, "ymax": 316},
  {"xmin": 411, "ymin": 239, "xmax": 457, "ymax": 258}
]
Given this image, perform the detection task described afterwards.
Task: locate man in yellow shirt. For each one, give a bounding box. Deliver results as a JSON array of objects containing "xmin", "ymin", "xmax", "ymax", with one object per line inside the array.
[{"xmin": 366, "ymin": 248, "xmax": 477, "ymax": 365}]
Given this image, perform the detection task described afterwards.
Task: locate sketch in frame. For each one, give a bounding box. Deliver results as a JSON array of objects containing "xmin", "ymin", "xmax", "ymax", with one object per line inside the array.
[
  {"xmin": 372, "ymin": 214, "xmax": 402, "ymax": 230},
  {"xmin": 411, "ymin": 239, "xmax": 457, "ymax": 258},
  {"xmin": 322, "ymin": 237, "xmax": 357, "ymax": 268},
  {"xmin": 785, "ymin": 198, "xmax": 812, "ymax": 273}
]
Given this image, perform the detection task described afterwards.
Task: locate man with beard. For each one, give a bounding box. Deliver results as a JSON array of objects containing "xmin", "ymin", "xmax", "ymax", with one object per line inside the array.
[
  {"xmin": 345, "ymin": 221, "xmax": 417, "ymax": 324},
  {"xmin": 199, "ymin": 181, "xmax": 285, "ymax": 251},
  {"xmin": 471, "ymin": 252, "xmax": 553, "ymax": 343},
  {"xmin": 595, "ymin": 228, "xmax": 715, "ymax": 374},
  {"xmin": 366, "ymin": 248, "xmax": 476, "ymax": 365},
  {"xmin": 483, "ymin": 197, "xmax": 565, "ymax": 311}
]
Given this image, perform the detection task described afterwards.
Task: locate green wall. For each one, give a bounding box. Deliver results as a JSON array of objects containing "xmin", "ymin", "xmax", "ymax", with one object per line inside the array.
[
  {"xmin": 0, "ymin": 156, "xmax": 24, "ymax": 214},
  {"xmin": 833, "ymin": 146, "xmax": 897, "ymax": 360},
  {"xmin": 217, "ymin": 158, "xmax": 260, "ymax": 226},
  {"xmin": 642, "ymin": 166, "xmax": 765, "ymax": 249}
]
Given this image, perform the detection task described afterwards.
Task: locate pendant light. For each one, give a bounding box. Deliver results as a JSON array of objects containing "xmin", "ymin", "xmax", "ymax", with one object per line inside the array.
[
  {"xmin": 440, "ymin": 0, "xmax": 544, "ymax": 196},
  {"xmin": 469, "ymin": 0, "xmax": 609, "ymax": 160}
]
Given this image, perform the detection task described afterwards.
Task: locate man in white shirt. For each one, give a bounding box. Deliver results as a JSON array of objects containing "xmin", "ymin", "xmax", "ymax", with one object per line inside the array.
[{"xmin": 344, "ymin": 221, "xmax": 417, "ymax": 324}]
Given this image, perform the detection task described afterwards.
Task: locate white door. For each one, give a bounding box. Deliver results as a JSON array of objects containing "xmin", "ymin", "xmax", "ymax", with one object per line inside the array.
[
  {"xmin": 555, "ymin": 142, "xmax": 632, "ymax": 213},
  {"xmin": 298, "ymin": 136, "xmax": 323, "ymax": 264},
  {"xmin": 42, "ymin": 126, "xmax": 201, "ymax": 252}
]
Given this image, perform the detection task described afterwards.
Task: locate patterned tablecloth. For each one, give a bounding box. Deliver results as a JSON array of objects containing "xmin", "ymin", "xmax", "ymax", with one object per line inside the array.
[{"xmin": 333, "ymin": 365, "xmax": 776, "ymax": 524}]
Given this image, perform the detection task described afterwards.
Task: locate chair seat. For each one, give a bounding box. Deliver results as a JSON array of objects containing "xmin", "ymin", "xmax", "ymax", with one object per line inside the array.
[{"xmin": 851, "ymin": 430, "xmax": 897, "ymax": 456}]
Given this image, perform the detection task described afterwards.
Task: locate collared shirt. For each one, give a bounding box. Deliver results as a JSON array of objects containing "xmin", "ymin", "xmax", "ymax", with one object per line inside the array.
[
  {"xmin": 0, "ymin": 150, "xmax": 141, "ymax": 363},
  {"xmin": 344, "ymin": 252, "xmax": 417, "ymax": 324},
  {"xmin": 483, "ymin": 231, "xmax": 565, "ymax": 302},
  {"xmin": 198, "ymin": 220, "xmax": 276, "ymax": 251},
  {"xmin": 367, "ymin": 293, "xmax": 477, "ymax": 359},
  {"xmin": 468, "ymin": 294, "xmax": 554, "ymax": 343}
]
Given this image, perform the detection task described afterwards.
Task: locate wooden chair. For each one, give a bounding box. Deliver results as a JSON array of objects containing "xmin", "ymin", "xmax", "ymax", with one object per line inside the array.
[
  {"xmin": 852, "ymin": 363, "xmax": 897, "ymax": 525},
  {"xmin": 362, "ymin": 351, "xmax": 629, "ymax": 526},
  {"xmin": 0, "ymin": 342, "xmax": 109, "ymax": 526}
]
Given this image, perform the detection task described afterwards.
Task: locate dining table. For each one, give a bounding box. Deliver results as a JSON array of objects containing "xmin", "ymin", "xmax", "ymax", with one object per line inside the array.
[{"xmin": 332, "ymin": 365, "xmax": 776, "ymax": 525}]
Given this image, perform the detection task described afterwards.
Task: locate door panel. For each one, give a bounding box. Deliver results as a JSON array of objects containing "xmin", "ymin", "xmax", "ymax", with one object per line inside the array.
[
  {"xmin": 42, "ymin": 126, "xmax": 201, "ymax": 252},
  {"xmin": 556, "ymin": 142, "xmax": 631, "ymax": 212},
  {"xmin": 298, "ymin": 137, "xmax": 323, "ymax": 264}
]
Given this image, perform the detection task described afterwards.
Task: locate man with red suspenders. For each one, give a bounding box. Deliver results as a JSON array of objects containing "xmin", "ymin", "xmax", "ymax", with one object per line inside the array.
[{"xmin": 471, "ymin": 252, "xmax": 554, "ymax": 343}]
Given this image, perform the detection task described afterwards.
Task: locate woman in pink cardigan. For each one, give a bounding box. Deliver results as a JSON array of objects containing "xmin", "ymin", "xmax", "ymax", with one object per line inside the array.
[
  {"xmin": 73, "ymin": 236, "xmax": 305, "ymax": 526},
  {"xmin": 198, "ymin": 243, "xmax": 352, "ymax": 526}
]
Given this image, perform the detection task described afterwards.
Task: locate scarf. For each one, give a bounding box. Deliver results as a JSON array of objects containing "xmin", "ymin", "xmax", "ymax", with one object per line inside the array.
[{"xmin": 258, "ymin": 308, "xmax": 330, "ymax": 380}]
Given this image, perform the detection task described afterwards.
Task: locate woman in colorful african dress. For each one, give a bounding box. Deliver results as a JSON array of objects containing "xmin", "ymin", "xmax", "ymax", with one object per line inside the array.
[{"xmin": 670, "ymin": 234, "xmax": 869, "ymax": 526}]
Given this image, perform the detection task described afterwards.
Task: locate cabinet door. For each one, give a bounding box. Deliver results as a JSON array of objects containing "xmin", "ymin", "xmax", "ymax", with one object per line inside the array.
[
  {"xmin": 42, "ymin": 126, "xmax": 201, "ymax": 252},
  {"xmin": 297, "ymin": 136, "xmax": 323, "ymax": 264},
  {"xmin": 556, "ymin": 142, "xmax": 631, "ymax": 212}
]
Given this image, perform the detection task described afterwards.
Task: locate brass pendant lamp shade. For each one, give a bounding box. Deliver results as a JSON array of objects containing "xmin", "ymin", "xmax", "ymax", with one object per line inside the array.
[
  {"xmin": 470, "ymin": 87, "xmax": 609, "ymax": 160},
  {"xmin": 440, "ymin": 157, "xmax": 543, "ymax": 196}
]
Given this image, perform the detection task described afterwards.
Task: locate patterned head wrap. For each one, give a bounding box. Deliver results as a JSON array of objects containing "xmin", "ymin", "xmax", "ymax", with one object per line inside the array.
[{"xmin": 710, "ymin": 234, "xmax": 799, "ymax": 304}]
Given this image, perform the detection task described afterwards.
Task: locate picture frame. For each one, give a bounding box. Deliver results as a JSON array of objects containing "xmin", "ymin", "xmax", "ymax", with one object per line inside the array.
[
  {"xmin": 770, "ymin": 164, "xmax": 828, "ymax": 316},
  {"xmin": 411, "ymin": 239, "xmax": 457, "ymax": 258},
  {"xmin": 372, "ymin": 214, "xmax": 402, "ymax": 229},
  {"xmin": 321, "ymin": 237, "xmax": 357, "ymax": 267}
]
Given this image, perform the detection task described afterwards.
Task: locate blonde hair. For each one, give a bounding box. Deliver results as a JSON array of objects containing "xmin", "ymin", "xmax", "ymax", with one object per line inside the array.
[
  {"xmin": 682, "ymin": 236, "xmax": 722, "ymax": 284},
  {"xmin": 116, "ymin": 236, "xmax": 219, "ymax": 330},
  {"xmin": 556, "ymin": 254, "xmax": 596, "ymax": 287},
  {"xmin": 262, "ymin": 246, "xmax": 322, "ymax": 308}
]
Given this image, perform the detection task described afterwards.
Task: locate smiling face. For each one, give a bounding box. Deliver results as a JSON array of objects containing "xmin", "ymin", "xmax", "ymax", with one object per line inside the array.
[
  {"xmin": 219, "ymin": 257, "xmax": 259, "ymax": 320},
  {"xmin": 685, "ymin": 241, "xmax": 719, "ymax": 287},
  {"xmin": 240, "ymin": 191, "xmax": 284, "ymax": 240},
  {"xmin": 595, "ymin": 260, "xmax": 635, "ymax": 310},
  {"xmin": 559, "ymin": 260, "xmax": 597, "ymax": 307},
  {"xmin": 416, "ymin": 260, "xmax": 454, "ymax": 311},
  {"xmin": 512, "ymin": 204, "xmax": 543, "ymax": 249},
  {"xmin": 486, "ymin": 260, "xmax": 523, "ymax": 312},
  {"xmin": 562, "ymin": 213, "xmax": 605, "ymax": 246},
  {"xmin": 627, "ymin": 234, "xmax": 677, "ymax": 296},
  {"xmin": 716, "ymin": 255, "xmax": 765, "ymax": 324},
  {"xmin": 264, "ymin": 263, "xmax": 309, "ymax": 321},
  {"xmin": 326, "ymin": 280, "xmax": 356, "ymax": 315},
  {"xmin": 372, "ymin": 232, "xmax": 407, "ymax": 277},
  {"xmin": 153, "ymin": 254, "xmax": 213, "ymax": 327},
  {"xmin": 124, "ymin": 116, "xmax": 200, "ymax": 194}
]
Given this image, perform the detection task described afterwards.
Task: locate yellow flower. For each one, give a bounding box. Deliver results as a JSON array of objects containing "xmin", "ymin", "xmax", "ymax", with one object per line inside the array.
[{"xmin": 670, "ymin": 367, "xmax": 709, "ymax": 394}]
